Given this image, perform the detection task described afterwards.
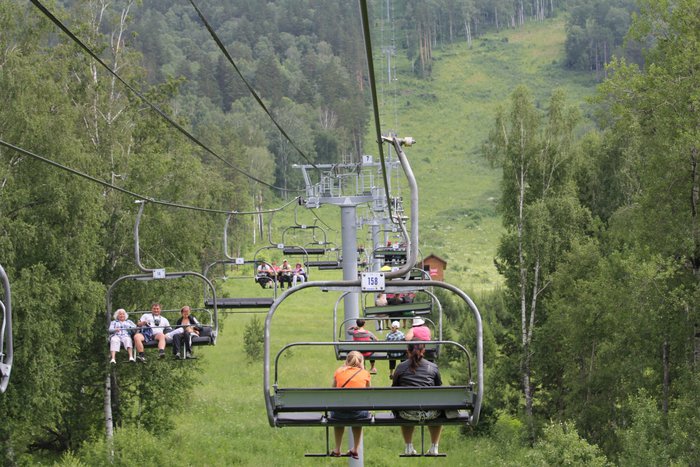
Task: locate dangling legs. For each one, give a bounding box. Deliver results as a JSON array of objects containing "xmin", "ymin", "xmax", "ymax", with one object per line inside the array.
[
  {"xmin": 332, "ymin": 426, "xmax": 345, "ymax": 456},
  {"xmin": 349, "ymin": 426, "xmax": 363, "ymax": 457},
  {"xmin": 427, "ymin": 425, "xmax": 442, "ymax": 455},
  {"xmin": 401, "ymin": 426, "xmax": 417, "ymax": 455}
]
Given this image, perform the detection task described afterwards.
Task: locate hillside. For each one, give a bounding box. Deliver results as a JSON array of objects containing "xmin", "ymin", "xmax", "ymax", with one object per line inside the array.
[
  {"xmin": 369, "ymin": 18, "xmax": 597, "ymax": 292},
  {"xmin": 153, "ymin": 18, "xmax": 602, "ymax": 466}
]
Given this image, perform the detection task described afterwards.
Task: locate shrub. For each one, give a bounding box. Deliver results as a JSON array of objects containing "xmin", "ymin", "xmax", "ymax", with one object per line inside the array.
[
  {"xmin": 527, "ymin": 421, "xmax": 610, "ymax": 466},
  {"xmin": 243, "ymin": 315, "xmax": 264, "ymax": 361},
  {"xmin": 69, "ymin": 427, "xmax": 170, "ymax": 467}
]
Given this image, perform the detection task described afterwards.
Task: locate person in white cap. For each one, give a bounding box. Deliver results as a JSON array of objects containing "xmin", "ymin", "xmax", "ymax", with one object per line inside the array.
[
  {"xmin": 385, "ymin": 321, "xmax": 405, "ymax": 379},
  {"xmin": 405, "ymin": 317, "xmax": 431, "ymax": 341}
]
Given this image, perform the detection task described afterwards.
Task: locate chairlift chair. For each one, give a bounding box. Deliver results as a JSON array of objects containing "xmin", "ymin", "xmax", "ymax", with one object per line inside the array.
[
  {"xmin": 263, "ymin": 280, "xmax": 483, "ymax": 433},
  {"xmin": 106, "ymin": 201, "xmax": 219, "ymax": 353},
  {"xmin": 0, "ymin": 264, "xmax": 13, "ymax": 393}
]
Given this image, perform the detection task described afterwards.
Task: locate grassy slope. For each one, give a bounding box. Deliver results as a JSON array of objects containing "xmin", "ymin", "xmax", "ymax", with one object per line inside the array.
[
  {"xmin": 386, "ymin": 18, "xmax": 596, "ymax": 293},
  {"xmin": 102, "ymin": 19, "xmax": 599, "ymax": 467},
  {"xmin": 164, "ymin": 272, "xmax": 526, "ymax": 466}
]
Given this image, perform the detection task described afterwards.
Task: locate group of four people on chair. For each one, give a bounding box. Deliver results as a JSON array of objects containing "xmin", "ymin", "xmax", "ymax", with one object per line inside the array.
[{"xmin": 335, "ymin": 317, "xmax": 440, "ymax": 457}]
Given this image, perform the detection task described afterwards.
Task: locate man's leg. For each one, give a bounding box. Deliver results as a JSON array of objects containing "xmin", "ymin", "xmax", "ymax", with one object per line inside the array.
[{"xmin": 134, "ymin": 333, "xmax": 144, "ymax": 352}]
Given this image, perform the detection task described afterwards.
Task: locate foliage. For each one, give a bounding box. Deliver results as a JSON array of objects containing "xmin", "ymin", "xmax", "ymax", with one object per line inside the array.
[
  {"xmin": 71, "ymin": 426, "xmax": 171, "ymax": 467},
  {"xmin": 491, "ymin": 410, "xmax": 525, "ymax": 447},
  {"xmin": 564, "ymin": 0, "xmax": 640, "ymax": 77},
  {"xmin": 4, "ymin": 0, "xmax": 699, "ymax": 463},
  {"xmin": 0, "ymin": 1, "xmax": 216, "ymax": 460},
  {"xmin": 527, "ymin": 421, "xmax": 610, "ymax": 466},
  {"xmin": 483, "ymin": 85, "xmax": 590, "ymax": 426},
  {"xmin": 243, "ymin": 314, "xmax": 264, "ymax": 361},
  {"xmin": 616, "ymin": 390, "xmax": 670, "ymax": 467}
]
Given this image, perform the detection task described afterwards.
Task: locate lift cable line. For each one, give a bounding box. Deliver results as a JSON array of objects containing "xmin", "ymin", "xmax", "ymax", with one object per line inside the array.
[
  {"xmin": 309, "ymin": 208, "xmax": 336, "ymax": 233},
  {"xmin": 28, "ymin": 0, "xmax": 299, "ymax": 195},
  {"xmin": 0, "ymin": 139, "xmax": 298, "ymax": 216},
  {"xmin": 187, "ymin": 0, "xmax": 319, "ymax": 172},
  {"xmin": 358, "ymin": 0, "xmax": 396, "ymax": 223}
]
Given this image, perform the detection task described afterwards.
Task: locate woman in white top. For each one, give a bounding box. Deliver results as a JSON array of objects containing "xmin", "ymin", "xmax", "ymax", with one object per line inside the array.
[{"xmin": 108, "ymin": 309, "xmax": 136, "ymax": 364}]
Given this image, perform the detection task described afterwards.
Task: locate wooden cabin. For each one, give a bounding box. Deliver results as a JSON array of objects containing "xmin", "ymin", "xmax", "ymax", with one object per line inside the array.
[{"xmin": 421, "ymin": 254, "xmax": 447, "ymax": 281}]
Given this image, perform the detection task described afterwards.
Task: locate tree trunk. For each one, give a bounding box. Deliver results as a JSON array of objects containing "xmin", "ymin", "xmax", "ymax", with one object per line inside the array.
[
  {"xmin": 691, "ymin": 147, "xmax": 700, "ymax": 275},
  {"xmin": 104, "ymin": 373, "xmax": 113, "ymax": 443},
  {"xmin": 694, "ymin": 322, "xmax": 699, "ymax": 370},
  {"xmin": 464, "ymin": 18, "xmax": 472, "ymax": 47},
  {"xmin": 517, "ymin": 135, "xmax": 534, "ymax": 421},
  {"xmin": 603, "ymin": 41, "xmax": 608, "ymax": 79},
  {"xmin": 662, "ymin": 339, "xmax": 670, "ymax": 416}
]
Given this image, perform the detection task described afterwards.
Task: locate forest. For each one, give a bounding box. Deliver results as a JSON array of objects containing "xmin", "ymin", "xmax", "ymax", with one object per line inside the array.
[{"xmin": 0, "ymin": 0, "xmax": 698, "ymax": 465}]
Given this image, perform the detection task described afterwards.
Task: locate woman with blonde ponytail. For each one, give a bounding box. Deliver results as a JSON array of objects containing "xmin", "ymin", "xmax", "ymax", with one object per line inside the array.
[{"xmin": 328, "ymin": 351, "xmax": 372, "ymax": 458}]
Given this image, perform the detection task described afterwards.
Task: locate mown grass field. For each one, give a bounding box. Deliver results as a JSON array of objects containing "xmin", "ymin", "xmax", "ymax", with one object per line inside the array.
[{"xmin": 96, "ymin": 19, "xmax": 600, "ymax": 466}]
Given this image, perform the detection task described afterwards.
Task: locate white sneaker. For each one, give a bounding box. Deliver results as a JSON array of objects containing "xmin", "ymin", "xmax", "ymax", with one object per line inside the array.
[
  {"xmin": 427, "ymin": 447, "xmax": 439, "ymax": 455},
  {"xmin": 110, "ymin": 358, "xmax": 116, "ymax": 364},
  {"xmin": 404, "ymin": 447, "xmax": 417, "ymax": 455},
  {"xmin": 128, "ymin": 356, "xmax": 136, "ymax": 362}
]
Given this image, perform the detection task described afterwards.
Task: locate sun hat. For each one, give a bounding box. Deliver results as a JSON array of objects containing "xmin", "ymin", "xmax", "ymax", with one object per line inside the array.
[
  {"xmin": 412, "ymin": 317, "xmax": 425, "ymax": 326},
  {"xmin": 391, "ymin": 321, "xmax": 401, "ymax": 329}
]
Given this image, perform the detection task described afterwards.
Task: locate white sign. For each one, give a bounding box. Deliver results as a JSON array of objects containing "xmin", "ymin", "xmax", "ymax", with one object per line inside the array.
[
  {"xmin": 361, "ymin": 272, "xmax": 385, "ymax": 292},
  {"xmin": 277, "ymin": 243, "xmax": 284, "ymax": 249},
  {"xmin": 153, "ymin": 269, "xmax": 166, "ymax": 279},
  {"xmin": 235, "ymin": 257, "xmax": 245, "ymax": 265}
]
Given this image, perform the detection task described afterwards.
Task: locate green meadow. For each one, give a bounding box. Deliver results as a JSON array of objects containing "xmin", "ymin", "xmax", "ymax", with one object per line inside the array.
[
  {"xmin": 123, "ymin": 270, "xmax": 512, "ymax": 466},
  {"xmin": 377, "ymin": 18, "xmax": 596, "ymax": 292}
]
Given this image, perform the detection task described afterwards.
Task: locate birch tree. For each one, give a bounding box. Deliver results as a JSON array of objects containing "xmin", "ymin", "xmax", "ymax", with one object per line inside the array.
[{"xmin": 484, "ymin": 86, "xmax": 587, "ymax": 430}]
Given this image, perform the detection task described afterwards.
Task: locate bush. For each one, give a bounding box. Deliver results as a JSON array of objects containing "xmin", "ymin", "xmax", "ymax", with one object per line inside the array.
[
  {"xmin": 243, "ymin": 315, "xmax": 264, "ymax": 361},
  {"xmin": 492, "ymin": 411, "xmax": 525, "ymax": 446},
  {"xmin": 616, "ymin": 390, "xmax": 671, "ymax": 467},
  {"xmin": 527, "ymin": 421, "xmax": 610, "ymax": 466},
  {"xmin": 68, "ymin": 427, "xmax": 170, "ymax": 467}
]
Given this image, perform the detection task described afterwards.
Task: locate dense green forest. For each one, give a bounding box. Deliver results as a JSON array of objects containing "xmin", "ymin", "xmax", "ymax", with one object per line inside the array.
[{"xmin": 0, "ymin": 0, "xmax": 698, "ymax": 465}]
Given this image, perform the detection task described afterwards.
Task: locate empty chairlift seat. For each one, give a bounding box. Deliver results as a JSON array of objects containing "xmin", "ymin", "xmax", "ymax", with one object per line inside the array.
[
  {"xmin": 363, "ymin": 301, "xmax": 432, "ymax": 318},
  {"xmin": 204, "ymin": 297, "xmax": 274, "ymax": 309}
]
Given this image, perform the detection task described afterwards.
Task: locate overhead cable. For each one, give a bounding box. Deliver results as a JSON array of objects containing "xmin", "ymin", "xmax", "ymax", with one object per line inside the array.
[
  {"xmin": 358, "ymin": 0, "xmax": 396, "ymax": 222},
  {"xmin": 187, "ymin": 0, "xmax": 320, "ymax": 172},
  {"xmin": 0, "ymin": 139, "xmax": 298, "ymax": 216},
  {"xmin": 310, "ymin": 208, "xmax": 336, "ymax": 232},
  {"xmin": 28, "ymin": 0, "xmax": 298, "ymax": 194}
]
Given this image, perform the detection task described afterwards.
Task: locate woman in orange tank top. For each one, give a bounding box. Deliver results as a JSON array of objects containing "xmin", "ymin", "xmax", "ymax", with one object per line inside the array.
[{"xmin": 329, "ymin": 351, "xmax": 372, "ymax": 458}]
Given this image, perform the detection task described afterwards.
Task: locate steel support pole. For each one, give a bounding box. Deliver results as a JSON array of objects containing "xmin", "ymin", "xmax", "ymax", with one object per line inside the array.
[{"xmin": 340, "ymin": 203, "xmax": 363, "ymax": 465}]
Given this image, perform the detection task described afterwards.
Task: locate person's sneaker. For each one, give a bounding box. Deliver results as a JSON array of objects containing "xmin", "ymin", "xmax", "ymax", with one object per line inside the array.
[
  {"xmin": 427, "ymin": 447, "xmax": 439, "ymax": 456},
  {"xmin": 128, "ymin": 356, "xmax": 136, "ymax": 363},
  {"xmin": 404, "ymin": 447, "xmax": 417, "ymax": 456},
  {"xmin": 174, "ymin": 354, "xmax": 182, "ymax": 360},
  {"xmin": 136, "ymin": 354, "xmax": 146, "ymax": 363},
  {"xmin": 186, "ymin": 352, "xmax": 196, "ymax": 359},
  {"xmin": 369, "ymin": 368, "xmax": 377, "ymax": 374},
  {"xmin": 110, "ymin": 358, "xmax": 116, "ymax": 365},
  {"xmin": 158, "ymin": 350, "xmax": 165, "ymax": 359}
]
